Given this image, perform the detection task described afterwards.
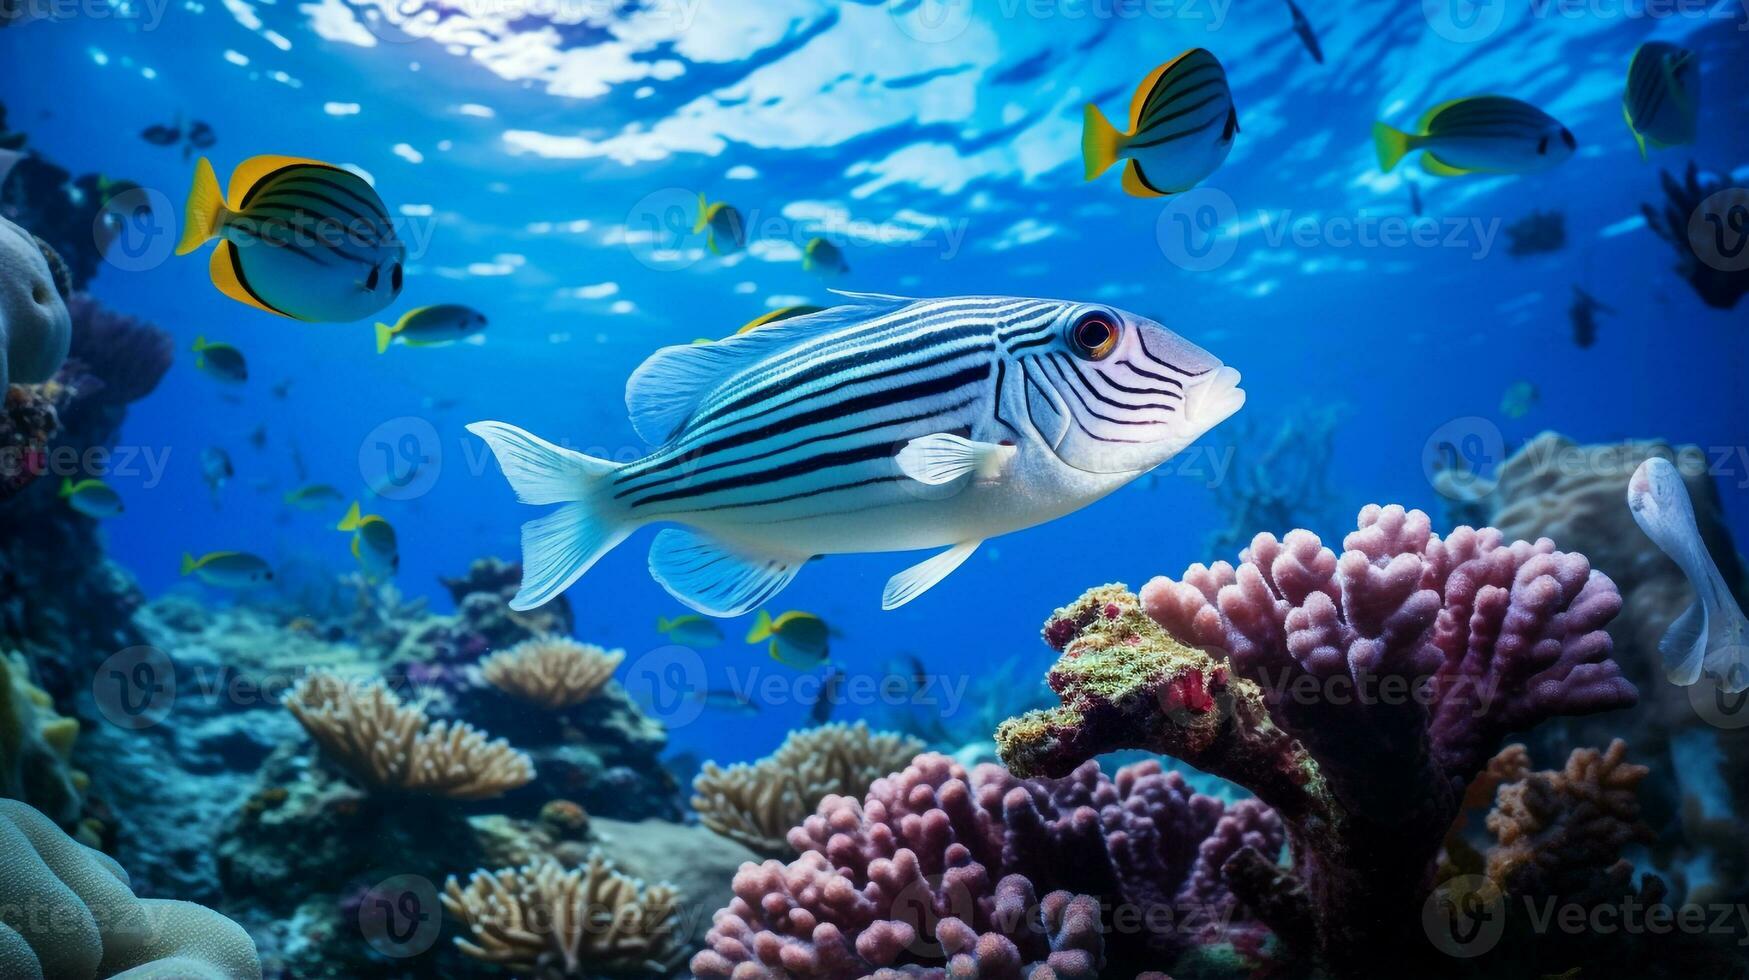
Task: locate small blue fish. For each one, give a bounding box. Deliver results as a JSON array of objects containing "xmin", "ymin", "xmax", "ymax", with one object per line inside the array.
[
  {"xmin": 657, "ymin": 614, "xmax": 725, "ymax": 648},
  {"xmin": 1375, "ymin": 96, "xmax": 1574, "ymax": 177},
  {"xmin": 191, "ymin": 336, "xmax": 247, "ymax": 384},
  {"xmin": 375, "ymin": 304, "xmax": 487, "ymax": 354},
  {"xmin": 746, "ymin": 610, "xmax": 830, "ymax": 670},
  {"xmin": 284, "ymin": 483, "xmax": 344, "ymax": 511},
  {"xmin": 1623, "ymin": 42, "xmax": 1699, "ymax": 159},
  {"xmin": 802, "ymin": 237, "xmax": 847, "ymax": 275},
  {"xmin": 337, "ymin": 501, "xmax": 399, "ymax": 579},
  {"xmin": 176, "ymin": 155, "xmax": 405, "ymax": 322},
  {"xmin": 694, "ymin": 195, "xmax": 746, "ymax": 255},
  {"xmin": 182, "ymin": 551, "xmax": 274, "ymax": 588},
  {"xmin": 60, "ymin": 478, "xmax": 123, "ymax": 518}
]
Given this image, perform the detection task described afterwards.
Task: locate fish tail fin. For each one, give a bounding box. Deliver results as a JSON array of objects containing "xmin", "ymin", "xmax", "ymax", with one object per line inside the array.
[
  {"xmin": 180, "ymin": 553, "xmax": 198, "ymax": 576},
  {"xmin": 176, "ymin": 157, "xmax": 226, "ymax": 256},
  {"xmin": 192, "ymin": 335, "xmax": 207, "ymax": 352},
  {"xmin": 374, "ymin": 321, "xmax": 396, "ymax": 354},
  {"xmin": 745, "ymin": 610, "xmax": 774, "ymax": 644},
  {"xmin": 656, "ymin": 616, "xmax": 673, "ymax": 632},
  {"xmin": 1372, "ymin": 121, "xmax": 1413, "ymax": 173},
  {"xmin": 465, "ymin": 420, "xmax": 634, "ymax": 611},
  {"xmin": 337, "ymin": 501, "xmax": 363, "ymax": 532},
  {"xmin": 58, "ymin": 478, "xmax": 74, "ymax": 498},
  {"xmin": 693, "ymin": 193, "xmax": 709, "ymax": 233},
  {"xmin": 1082, "ymin": 103, "xmax": 1124, "ymax": 180}
]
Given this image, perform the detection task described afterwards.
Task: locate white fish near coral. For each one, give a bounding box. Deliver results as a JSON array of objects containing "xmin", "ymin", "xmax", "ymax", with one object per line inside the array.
[{"xmin": 1627, "ymin": 456, "xmax": 1749, "ymax": 692}]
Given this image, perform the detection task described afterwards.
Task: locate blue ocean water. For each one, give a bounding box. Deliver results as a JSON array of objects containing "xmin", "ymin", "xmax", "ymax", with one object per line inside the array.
[{"xmin": 4, "ymin": 0, "xmax": 1747, "ymax": 774}]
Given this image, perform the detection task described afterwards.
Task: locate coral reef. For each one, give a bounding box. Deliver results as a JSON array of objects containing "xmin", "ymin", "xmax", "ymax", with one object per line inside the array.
[
  {"xmin": 0, "ymin": 650, "xmax": 85, "ymax": 830},
  {"xmin": 1639, "ymin": 161, "xmax": 1749, "ymax": 310},
  {"xmin": 0, "ymin": 378, "xmax": 60, "ymax": 501},
  {"xmin": 1203, "ymin": 404, "xmax": 1346, "ymax": 554},
  {"xmin": 0, "ymin": 213, "xmax": 71, "ymax": 391},
  {"xmin": 283, "ymin": 669, "xmax": 534, "ymax": 800},
  {"xmin": 692, "ymin": 752, "xmax": 1282, "ymax": 978},
  {"xmin": 443, "ymin": 851, "xmax": 683, "ymax": 978},
  {"xmin": 692, "ymin": 722, "xmax": 924, "ymax": 857},
  {"xmin": 0, "ymin": 798, "xmax": 260, "ymax": 978},
  {"xmin": 995, "ymin": 504, "xmax": 1636, "ymax": 973},
  {"xmin": 0, "ymin": 124, "xmax": 139, "ymax": 292},
  {"xmin": 55, "ymin": 295, "xmax": 175, "ymax": 451},
  {"xmin": 1481, "ymin": 739, "xmax": 1650, "ymax": 898},
  {"xmin": 481, "ymin": 636, "xmax": 624, "ymax": 710}
]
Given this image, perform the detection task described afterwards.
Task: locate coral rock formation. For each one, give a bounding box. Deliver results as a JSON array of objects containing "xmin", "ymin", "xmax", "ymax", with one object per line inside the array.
[
  {"xmin": 283, "ymin": 669, "xmax": 534, "ymax": 800},
  {"xmin": 996, "ymin": 504, "xmax": 1636, "ymax": 973},
  {"xmin": 442, "ymin": 851, "xmax": 682, "ymax": 978},
  {"xmin": 1640, "ymin": 162, "xmax": 1749, "ymax": 309},
  {"xmin": 0, "ymin": 798, "xmax": 261, "ymax": 979},
  {"xmin": 692, "ymin": 752, "xmax": 1281, "ymax": 978},
  {"xmin": 691, "ymin": 721, "xmax": 923, "ymax": 856},
  {"xmin": 0, "ymin": 651, "xmax": 84, "ymax": 830},
  {"xmin": 0, "ymin": 213, "xmax": 70, "ymax": 391},
  {"xmin": 1482, "ymin": 738, "xmax": 1650, "ymax": 898},
  {"xmin": 481, "ymin": 636, "xmax": 624, "ymax": 710}
]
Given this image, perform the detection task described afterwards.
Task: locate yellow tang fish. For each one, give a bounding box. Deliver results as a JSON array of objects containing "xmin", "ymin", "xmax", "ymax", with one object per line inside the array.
[
  {"xmin": 746, "ymin": 610, "xmax": 830, "ymax": 669},
  {"xmin": 177, "ymin": 155, "xmax": 406, "ymax": 322},
  {"xmin": 1083, "ymin": 48, "xmax": 1239, "ymax": 198},
  {"xmin": 1374, "ymin": 96, "xmax": 1574, "ymax": 177}
]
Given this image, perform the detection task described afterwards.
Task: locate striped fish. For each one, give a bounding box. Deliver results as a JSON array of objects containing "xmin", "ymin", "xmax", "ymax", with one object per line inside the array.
[
  {"xmin": 469, "ymin": 292, "xmax": 1245, "ymax": 616},
  {"xmin": 176, "ymin": 155, "xmax": 406, "ymax": 322},
  {"xmin": 1083, "ymin": 48, "xmax": 1239, "ymax": 198},
  {"xmin": 1374, "ymin": 96, "xmax": 1574, "ymax": 177},
  {"xmin": 1623, "ymin": 42, "xmax": 1699, "ymax": 159}
]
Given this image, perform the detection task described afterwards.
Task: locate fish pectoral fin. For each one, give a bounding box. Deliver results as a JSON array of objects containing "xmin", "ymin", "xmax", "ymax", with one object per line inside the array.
[
  {"xmin": 895, "ymin": 434, "xmax": 1015, "ymax": 485},
  {"xmin": 1660, "ymin": 598, "xmax": 1708, "ymax": 687},
  {"xmin": 882, "ymin": 540, "xmax": 980, "ymax": 611},
  {"xmin": 648, "ymin": 528, "xmax": 803, "ymax": 618}
]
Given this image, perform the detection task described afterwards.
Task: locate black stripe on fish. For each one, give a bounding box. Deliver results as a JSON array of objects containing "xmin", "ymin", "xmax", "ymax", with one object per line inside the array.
[
  {"xmin": 1025, "ymin": 358, "xmax": 1148, "ymax": 444},
  {"xmin": 1125, "ymin": 106, "xmax": 1227, "ymax": 151},
  {"xmin": 1137, "ymin": 74, "xmax": 1226, "ymax": 131},
  {"xmin": 254, "ymin": 171, "xmax": 392, "ymax": 225},
  {"xmin": 1134, "ymin": 329, "xmax": 1209, "ymax": 377},
  {"xmin": 1051, "ymin": 353, "xmax": 1178, "ymax": 413},
  {"xmin": 225, "ymin": 242, "xmax": 294, "ymax": 317},
  {"xmin": 1041, "ymin": 356, "xmax": 1159, "ymax": 427},
  {"xmin": 247, "ymin": 189, "xmax": 391, "ymax": 242},
  {"xmin": 686, "ymin": 475, "xmax": 908, "ymax": 515}
]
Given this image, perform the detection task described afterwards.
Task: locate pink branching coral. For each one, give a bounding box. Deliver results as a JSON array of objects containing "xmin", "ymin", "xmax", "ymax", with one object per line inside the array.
[
  {"xmin": 691, "ymin": 753, "xmax": 1281, "ymax": 979},
  {"xmin": 995, "ymin": 504, "xmax": 1636, "ymax": 974}
]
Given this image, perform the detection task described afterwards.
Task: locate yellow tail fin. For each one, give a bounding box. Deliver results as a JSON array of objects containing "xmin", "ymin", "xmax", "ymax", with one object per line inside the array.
[
  {"xmin": 692, "ymin": 192, "xmax": 709, "ymax": 233},
  {"xmin": 180, "ymin": 553, "xmax": 198, "ymax": 576},
  {"xmin": 375, "ymin": 321, "xmax": 396, "ymax": 354},
  {"xmin": 1082, "ymin": 103, "xmax": 1125, "ymax": 181},
  {"xmin": 1372, "ymin": 122, "xmax": 1413, "ymax": 173},
  {"xmin": 59, "ymin": 478, "xmax": 75, "ymax": 498},
  {"xmin": 176, "ymin": 157, "xmax": 226, "ymax": 256},
  {"xmin": 744, "ymin": 610, "xmax": 774, "ymax": 644},
  {"xmin": 337, "ymin": 501, "xmax": 363, "ymax": 532}
]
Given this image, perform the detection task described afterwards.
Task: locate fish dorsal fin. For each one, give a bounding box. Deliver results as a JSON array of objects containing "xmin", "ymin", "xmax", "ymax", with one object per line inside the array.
[
  {"xmin": 625, "ymin": 296, "xmax": 912, "ymax": 444},
  {"xmin": 223, "ymin": 154, "xmax": 337, "ymax": 208},
  {"xmin": 648, "ymin": 528, "xmax": 804, "ymax": 618},
  {"xmin": 1127, "ymin": 49, "xmax": 1202, "ymax": 130},
  {"xmin": 828, "ymin": 288, "xmax": 918, "ymax": 302},
  {"xmin": 209, "ymin": 243, "xmax": 294, "ymax": 318}
]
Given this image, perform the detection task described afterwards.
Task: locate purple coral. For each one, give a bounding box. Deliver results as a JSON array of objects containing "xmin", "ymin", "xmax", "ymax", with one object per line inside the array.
[
  {"xmin": 52, "ymin": 295, "xmax": 172, "ymax": 450},
  {"xmin": 997, "ymin": 505, "xmax": 1636, "ymax": 974},
  {"xmin": 692, "ymin": 753, "xmax": 1281, "ymax": 979}
]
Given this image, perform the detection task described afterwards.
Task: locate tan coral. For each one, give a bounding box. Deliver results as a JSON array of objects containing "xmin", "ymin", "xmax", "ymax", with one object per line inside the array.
[
  {"xmin": 282, "ymin": 670, "xmax": 533, "ymax": 800},
  {"xmin": 480, "ymin": 637, "xmax": 623, "ymax": 710},
  {"xmin": 441, "ymin": 852, "xmax": 681, "ymax": 978},
  {"xmin": 1484, "ymin": 738, "xmax": 1650, "ymax": 896},
  {"xmin": 691, "ymin": 721, "xmax": 923, "ymax": 856}
]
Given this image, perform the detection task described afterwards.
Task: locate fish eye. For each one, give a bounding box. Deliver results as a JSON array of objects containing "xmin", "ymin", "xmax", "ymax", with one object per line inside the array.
[
  {"xmin": 365, "ymin": 266, "xmax": 380, "ymax": 291},
  {"xmin": 1560, "ymin": 128, "xmax": 1575, "ymax": 150},
  {"xmin": 391, "ymin": 263, "xmax": 403, "ymax": 293},
  {"xmin": 1068, "ymin": 311, "xmax": 1120, "ymax": 360}
]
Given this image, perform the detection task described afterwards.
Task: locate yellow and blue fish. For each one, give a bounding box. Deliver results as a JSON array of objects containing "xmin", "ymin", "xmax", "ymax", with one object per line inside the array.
[
  {"xmin": 694, "ymin": 194, "xmax": 746, "ymax": 255},
  {"xmin": 468, "ymin": 291, "xmax": 1244, "ymax": 616},
  {"xmin": 802, "ymin": 238, "xmax": 847, "ymax": 275},
  {"xmin": 283, "ymin": 483, "xmax": 344, "ymax": 511},
  {"xmin": 181, "ymin": 551, "xmax": 274, "ymax": 588},
  {"xmin": 1374, "ymin": 96, "xmax": 1574, "ymax": 177},
  {"xmin": 375, "ymin": 304, "xmax": 488, "ymax": 354},
  {"xmin": 191, "ymin": 336, "xmax": 247, "ymax": 384},
  {"xmin": 657, "ymin": 614, "xmax": 725, "ymax": 648},
  {"xmin": 176, "ymin": 154, "xmax": 405, "ymax": 322},
  {"xmin": 746, "ymin": 609, "xmax": 830, "ymax": 669},
  {"xmin": 1623, "ymin": 42, "xmax": 1699, "ymax": 159},
  {"xmin": 1083, "ymin": 48, "xmax": 1238, "ymax": 198},
  {"xmin": 60, "ymin": 478, "xmax": 123, "ymax": 518},
  {"xmin": 337, "ymin": 500, "xmax": 399, "ymax": 579}
]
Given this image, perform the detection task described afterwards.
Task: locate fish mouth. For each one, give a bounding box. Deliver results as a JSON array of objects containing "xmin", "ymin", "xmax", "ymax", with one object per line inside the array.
[{"xmin": 1183, "ymin": 365, "xmax": 1246, "ymax": 432}]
